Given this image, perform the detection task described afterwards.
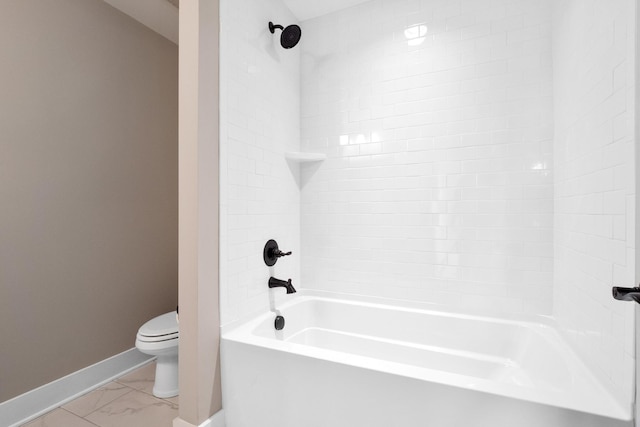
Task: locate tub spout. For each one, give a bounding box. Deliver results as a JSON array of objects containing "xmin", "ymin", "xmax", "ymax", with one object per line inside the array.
[{"xmin": 269, "ymin": 277, "xmax": 296, "ymax": 294}]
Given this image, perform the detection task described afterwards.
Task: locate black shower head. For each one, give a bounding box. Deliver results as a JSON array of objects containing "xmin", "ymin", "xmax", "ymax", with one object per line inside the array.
[{"xmin": 269, "ymin": 21, "xmax": 302, "ymax": 49}]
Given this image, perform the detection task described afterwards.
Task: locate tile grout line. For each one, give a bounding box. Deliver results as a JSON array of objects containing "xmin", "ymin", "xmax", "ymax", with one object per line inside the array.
[
  {"xmin": 74, "ymin": 387, "xmax": 138, "ymax": 421},
  {"xmin": 58, "ymin": 408, "xmax": 101, "ymax": 427}
]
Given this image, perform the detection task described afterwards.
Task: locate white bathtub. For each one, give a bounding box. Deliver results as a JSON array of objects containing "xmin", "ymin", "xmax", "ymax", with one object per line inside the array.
[{"xmin": 221, "ymin": 291, "xmax": 632, "ymax": 427}]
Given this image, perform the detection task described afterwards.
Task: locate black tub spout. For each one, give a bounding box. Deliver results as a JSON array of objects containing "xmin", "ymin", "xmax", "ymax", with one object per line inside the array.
[{"xmin": 269, "ymin": 277, "xmax": 296, "ymax": 294}]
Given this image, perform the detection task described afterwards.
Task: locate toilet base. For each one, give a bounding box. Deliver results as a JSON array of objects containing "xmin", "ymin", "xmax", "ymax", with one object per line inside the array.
[{"xmin": 153, "ymin": 354, "xmax": 179, "ymax": 398}]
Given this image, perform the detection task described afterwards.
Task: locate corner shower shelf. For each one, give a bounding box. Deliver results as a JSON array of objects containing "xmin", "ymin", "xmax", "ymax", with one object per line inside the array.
[{"xmin": 285, "ymin": 151, "xmax": 326, "ymax": 163}]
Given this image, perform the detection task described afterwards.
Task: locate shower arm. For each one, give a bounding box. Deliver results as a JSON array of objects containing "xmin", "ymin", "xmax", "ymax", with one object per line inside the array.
[{"xmin": 269, "ymin": 22, "xmax": 284, "ymax": 33}]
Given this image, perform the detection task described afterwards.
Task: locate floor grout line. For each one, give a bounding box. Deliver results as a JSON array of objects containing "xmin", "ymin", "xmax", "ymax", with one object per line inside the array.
[
  {"xmin": 76, "ymin": 387, "xmax": 137, "ymax": 421},
  {"xmin": 59, "ymin": 408, "xmax": 101, "ymax": 427}
]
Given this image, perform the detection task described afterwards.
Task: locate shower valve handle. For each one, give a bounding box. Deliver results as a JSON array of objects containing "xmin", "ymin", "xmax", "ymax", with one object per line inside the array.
[
  {"xmin": 612, "ymin": 286, "xmax": 640, "ymax": 304},
  {"xmin": 274, "ymin": 249, "xmax": 292, "ymax": 258},
  {"xmin": 263, "ymin": 239, "xmax": 292, "ymax": 266}
]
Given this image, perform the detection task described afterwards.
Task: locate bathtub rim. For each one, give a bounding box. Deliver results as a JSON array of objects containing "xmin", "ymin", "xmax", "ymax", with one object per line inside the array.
[{"xmin": 221, "ymin": 289, "xmax": 558, "ymax": 334}]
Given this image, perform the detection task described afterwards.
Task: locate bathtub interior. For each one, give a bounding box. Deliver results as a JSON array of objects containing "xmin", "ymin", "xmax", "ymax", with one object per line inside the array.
[{"xmin": 255, "ymin": 298, "xmax": 566, "ymax": 384}]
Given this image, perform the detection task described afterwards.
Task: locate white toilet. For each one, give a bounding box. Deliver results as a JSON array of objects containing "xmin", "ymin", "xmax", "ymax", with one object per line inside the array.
[{"xmin": 135, "ymin": 311, "xmax": 179, "ymax": 398}]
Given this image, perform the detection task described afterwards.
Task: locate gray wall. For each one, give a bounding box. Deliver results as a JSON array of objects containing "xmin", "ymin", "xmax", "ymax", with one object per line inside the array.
[{"xmin": 0, "ymin": 0, "xmax": 178, "ymax": 402}]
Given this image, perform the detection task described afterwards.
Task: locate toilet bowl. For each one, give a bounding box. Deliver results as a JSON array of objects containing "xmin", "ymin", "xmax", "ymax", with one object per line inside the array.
[{"xmin": 135, "ymin": 311, "xmax": 179, "ymax": 398}]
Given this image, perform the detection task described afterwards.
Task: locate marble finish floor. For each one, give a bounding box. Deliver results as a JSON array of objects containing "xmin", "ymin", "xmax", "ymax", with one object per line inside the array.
[{"xmin": 22, "ymin": 362, "xmax": 178, "ymax": 427}]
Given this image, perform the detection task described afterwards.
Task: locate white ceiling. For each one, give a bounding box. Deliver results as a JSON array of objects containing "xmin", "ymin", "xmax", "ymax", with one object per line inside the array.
[
  {"xmin": 103, "ymin": 0, "xmax": 366, "ymax": 44},
  {"xmin": 283, "ymin": 0, "xmax": 371, "ymax": 21}
]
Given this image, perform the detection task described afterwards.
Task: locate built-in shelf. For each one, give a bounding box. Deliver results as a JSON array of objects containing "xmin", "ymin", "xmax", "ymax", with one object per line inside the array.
[{"xmin": 285, "ymin": 151, "xmax": 327, "ymax": 163}]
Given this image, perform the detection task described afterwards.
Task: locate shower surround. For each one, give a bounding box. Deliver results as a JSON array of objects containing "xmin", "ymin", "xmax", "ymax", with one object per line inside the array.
[{"xmin": 219, "ymin": 0, "xmax": 636, "ymax": 419}]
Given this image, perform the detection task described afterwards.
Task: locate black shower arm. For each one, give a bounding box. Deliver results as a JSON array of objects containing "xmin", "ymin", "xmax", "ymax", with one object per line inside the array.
[{"xmin": 269, "ymin": 22, "xmax": 284, "ymax": 33}]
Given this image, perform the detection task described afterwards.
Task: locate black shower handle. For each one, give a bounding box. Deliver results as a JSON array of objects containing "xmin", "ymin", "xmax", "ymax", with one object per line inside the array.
[
  {"xmin": 263, "ymin": 240, "xmax": 292, "ymax": 266},
  {"xmin": 612, "ymin": 286, "xmax": 640, "ymax": 303}
]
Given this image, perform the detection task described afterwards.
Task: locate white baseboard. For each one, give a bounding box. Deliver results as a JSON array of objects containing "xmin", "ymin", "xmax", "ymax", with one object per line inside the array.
[
  {"xmin": 0, "ymin": 348, "xmax": 153, "ymax": 427},
  {"xmin": 173, "ymin": 409, "xmax": 225, "ymax": 427}
]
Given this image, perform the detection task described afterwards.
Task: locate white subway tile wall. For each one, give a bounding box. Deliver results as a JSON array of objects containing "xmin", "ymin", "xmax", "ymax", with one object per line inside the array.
[
  {"xmin": 300, "ymin": 0, "xmax": 555, "ymax": 315},
  {"xmin": 220, "ymin": 0, "xmax": 301, "ymax": 325},
  {"xmin": 552, "ymin": 0, "xmax": 635, "ymax": 409}
]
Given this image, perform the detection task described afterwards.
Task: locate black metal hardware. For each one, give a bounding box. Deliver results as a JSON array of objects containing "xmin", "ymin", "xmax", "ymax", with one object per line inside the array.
[
  {"xmin": 269, "ymin": 277, "xmax": 296, "ymax": 294},
  {"xmin": 269, "ymin": 22, "xmax": 284, "ymax": 33},
  {"xmin": 263, "ymin": 239, "xmax": 292, "ymax": 266},
  {"xmin": 275, "ymin": 315, "xmax": 285, "ymax": 330},
  {"xmin": 268, "ymin": 21, "xmax": 302, "ymax": 49},
  {"xmin": 612, "ymin": 287, "xmax": 640, "ymax": 303}
]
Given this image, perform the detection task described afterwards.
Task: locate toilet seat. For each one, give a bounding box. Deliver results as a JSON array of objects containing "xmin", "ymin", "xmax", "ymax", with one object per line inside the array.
[
  {"xmin": 138, "ymin": 311, "xmax": 179, "ymax": 337},
  {"xmin": 136, "ymin": 332, "xmax": 179, "ymax": 343}
]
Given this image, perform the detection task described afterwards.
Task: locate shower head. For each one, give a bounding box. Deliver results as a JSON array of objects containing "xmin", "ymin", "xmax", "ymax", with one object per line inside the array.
[{"xmin": 269, "ymin": 21, "xmax": 302, "ymax": 49}]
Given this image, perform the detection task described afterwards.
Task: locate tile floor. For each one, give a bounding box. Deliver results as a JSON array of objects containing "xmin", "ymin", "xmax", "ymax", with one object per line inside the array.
[{"xmin": 22, "ymin": 361, "xmax": 178, "ymax": 427}]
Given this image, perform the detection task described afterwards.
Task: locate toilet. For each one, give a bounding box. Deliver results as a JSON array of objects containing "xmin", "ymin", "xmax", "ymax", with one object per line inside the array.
[{"xmin": 135, "ymin": 311, "xmax": 179, "ymax": 398}]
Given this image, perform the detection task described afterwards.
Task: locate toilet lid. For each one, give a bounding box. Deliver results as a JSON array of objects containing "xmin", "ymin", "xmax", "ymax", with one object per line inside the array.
[{"xmin": 138, "ymin": 311, "xmax": 179, "ymax": 337}]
